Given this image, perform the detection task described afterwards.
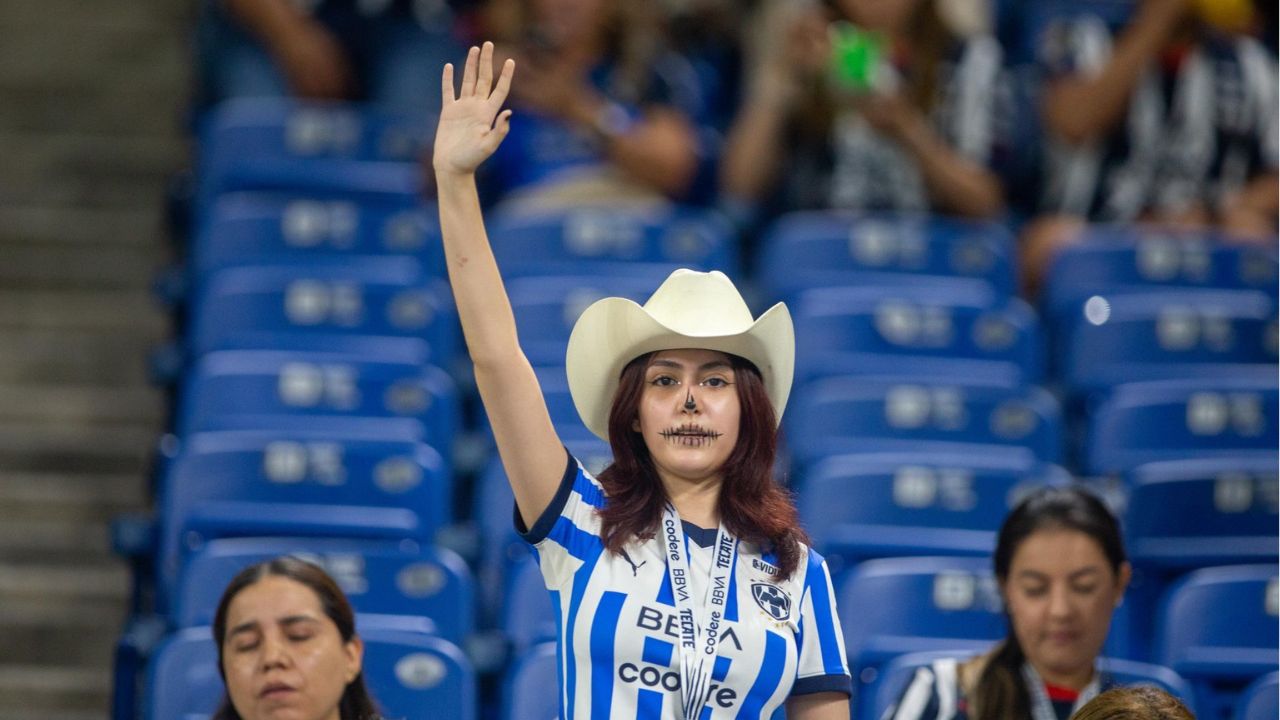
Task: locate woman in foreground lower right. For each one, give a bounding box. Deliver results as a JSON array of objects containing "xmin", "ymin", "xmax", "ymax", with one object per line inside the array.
[{"xmin": 885, "ymin": 486, "xmax": 1133, "ymax": 720}]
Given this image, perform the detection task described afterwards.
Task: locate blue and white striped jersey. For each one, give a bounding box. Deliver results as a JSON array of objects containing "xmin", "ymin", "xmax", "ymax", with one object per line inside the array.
[{"xmin": 518, "ymin": 452, "xmax": 852, "ymax": 719}]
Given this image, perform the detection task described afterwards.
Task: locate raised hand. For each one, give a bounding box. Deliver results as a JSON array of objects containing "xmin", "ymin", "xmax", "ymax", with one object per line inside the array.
[{"xmin": 433, "ymin": 42, "xmax": 515, "ymax": 177}]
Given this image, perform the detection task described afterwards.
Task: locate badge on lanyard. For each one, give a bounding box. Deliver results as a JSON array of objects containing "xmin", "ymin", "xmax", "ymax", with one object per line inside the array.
[{"xmin": 661, "ymin": 503, "xmax": 738, "ymax": 720}]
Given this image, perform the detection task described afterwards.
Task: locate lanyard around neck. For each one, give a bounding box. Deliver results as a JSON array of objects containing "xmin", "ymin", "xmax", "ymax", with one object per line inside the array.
[
  {"xmin": 1021, "ymin": 663, "xmax": 1101, "ymax": 720},
  {"xmin": 661, "ymin": 502, "xmax": 738, "ymax": 720}
]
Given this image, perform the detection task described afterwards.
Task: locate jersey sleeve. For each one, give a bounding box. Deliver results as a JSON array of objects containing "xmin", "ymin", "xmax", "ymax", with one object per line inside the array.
[
  {"xmin": 514, "ymin": 449, "xmax": 607, "ymax": 588},
  {"xmin": 791, "ymin": 549, "xmax": 853, "ymax": 697}
]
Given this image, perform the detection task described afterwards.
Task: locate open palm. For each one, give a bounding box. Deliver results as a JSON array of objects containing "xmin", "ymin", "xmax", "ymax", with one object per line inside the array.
[{"xmin": 433, "ymin": 42, "xmax": 515, "ymax": 176}]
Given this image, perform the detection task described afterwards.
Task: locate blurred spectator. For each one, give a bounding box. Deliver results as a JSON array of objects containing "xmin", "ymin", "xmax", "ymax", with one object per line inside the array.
[
  {"xmin": 1070, "ymin": 686, "xmax": 1197, "ymax": 720},
  {"xmin": 1021, "ymin": 0, "xmax": 1278, "ymax": 294},
  {"xmin": 196, "ymin": 0, "xmax": 461, "ymax": 116},
  {"xmin": 719, "ymin": 0, "xmax": 1020, "ymax": 227},
  {"xmin": 475, "ymin": 0, "xmax": 702, "ymax": 208}
]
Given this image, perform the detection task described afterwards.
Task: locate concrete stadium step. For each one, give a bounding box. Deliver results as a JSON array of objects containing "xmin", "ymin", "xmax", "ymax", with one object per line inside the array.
[
  {"xmin": 0, "ymin": 470, "xmax": 147, "ymax": 564},
  {"xmin": 0, "ymin": 205, "xmax": 167, "ymax": 248},
  {"xmin": 0, "ymin": 288, "xmax": 166, "ymax": 332},
  {"xmin": 0, "ymin": 240, "xmax": 163, "ymax": 289},
  {"xmin": 0, "ymin": 330, "xmax": 158, "ymax": 386},
  {"xmin": 0, "ymin": 665, "xmax": 112, "ymax": 718},
  {"xmin": 0, "ymin": 132, "xmax": 183, "ymax": 210},
  {"xmin": 0, "ymin": 421, "xmax": 156, "ymax": 475},
  {"xmin": 0, "ymin": 384, "xmax": 164, "ymax": 425}
]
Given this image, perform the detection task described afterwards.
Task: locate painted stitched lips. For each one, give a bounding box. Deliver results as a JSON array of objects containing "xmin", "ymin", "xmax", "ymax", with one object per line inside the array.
[{"xmin": 751, "ymin": 582, "xmax": 791, "ymax": 621}]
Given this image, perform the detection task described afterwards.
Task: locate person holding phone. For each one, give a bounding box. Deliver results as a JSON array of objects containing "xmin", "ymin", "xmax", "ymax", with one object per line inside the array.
[
  {"xmin": 433, "ymin": 43, "xmax": 853, "ymax": 718},
  {"xmin": 720, "ymin": 0, "xmax": 1018, "ymax": 224}
]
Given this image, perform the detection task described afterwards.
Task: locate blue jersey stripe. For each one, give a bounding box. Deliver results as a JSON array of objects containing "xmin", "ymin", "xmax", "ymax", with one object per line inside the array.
[
  {"xmin": 551, "ymin": 589, "xmax": 566, "ymax": 720},
  {"xmin": 736, "ymin": 631, "xmax": 787, "ymax": 719},
  {"xmin": 547, "ymin": 515, "xmax": 604, "ymax": 561},
  {"xmin": 563, "ymin": 544, "xmax": 605, "ymax": 717},
  {"xmin": 590, "ymin": 591, "xmax": 627, "ymax": 718},
  {"xmin": 573, "ymin": 470, "xmax": 606, "ymax": 509},
  {"xmin": 643, "ymin": 637, "xmax": 674, "ymax": 667},
  {"xmin": 637, "ymin": 688, "xmax": 664, "ymax": 718},
  {"xmin": 806, "ymin": 552, "xmax": 844, "ymax": 675}
]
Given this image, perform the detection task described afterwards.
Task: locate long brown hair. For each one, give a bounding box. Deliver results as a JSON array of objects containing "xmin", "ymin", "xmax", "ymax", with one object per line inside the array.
[
  {"xmin": 596, "ymin": 352, "xmax": 808, "ymax": 579},
  {"xmin": 211, "ymin": 557, "xmax": 380, "ymax": 720},
  {"xmin": 969, "ymin": 487, "xmax": 1127, "ymax": 720}
]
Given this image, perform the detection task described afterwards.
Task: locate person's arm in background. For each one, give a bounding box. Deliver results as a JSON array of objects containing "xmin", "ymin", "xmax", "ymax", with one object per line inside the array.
[
  {"xmin": 223, "ymin": 0, "xmax": 355, "ymax": 99},
  {"xmin": 1041, "ymin": 0, "xmax": 1188, "ymax": 143},
  {"xmin": 859, "ymin": 92, "xmax": 1006, "ymax": 217},
  {"xmin": 719, "ymin": 3, "xmax": 829, "ymax": 203},
  {"xmin": 507, "ymin": 50, "xmax": 699, "ymax": 198},
  {"xmin": 1220, "ymin": 173, "xmax": 1279, "ymax": 238}
]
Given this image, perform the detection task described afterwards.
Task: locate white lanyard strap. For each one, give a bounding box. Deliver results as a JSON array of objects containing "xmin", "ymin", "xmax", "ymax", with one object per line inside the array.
[
  {"xmin": 1021, "ymin": 663, "xmax": 1102, "ymax": 720},
  {"xmin": 661, "ymin": 503, "xmax": 738, "ymax": 720}
]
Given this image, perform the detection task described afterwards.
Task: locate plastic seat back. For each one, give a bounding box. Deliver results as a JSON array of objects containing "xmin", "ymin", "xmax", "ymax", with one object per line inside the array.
[
  {"xmin": 488, "ymin": 204, "xmax": 738, "ymax": 276},
  {"xmin": 1086, "ymin": 378, "xmax": 1279, "ymax": 474},
  {"xmin": 1059, "ymin": 289, "xmax": 1278, "ymax": 395},
  {"xmin": 193, "ymin": 192, "xmax": 444, "ymax": 279},
  {"xmin": 1234, "ymin": 672, "xmax": 1279, "ymax": 720},
  {"xmin": 176, "ymin": 350, "xmax": 459, "ymax": 458},
  {"xmin": 786, "ymin": 377, "xmax": 1063, "ymax": 469},
  {"xmin": 175, "ymin": 537, "xmax": 474, "ymax": 643},
  {"xmin": 800, "ymin": 452, "xmax": 1068, "ymax": 574},
  {"xmin": 1125, "ymin": 457, "xmax": 1279, "ymax": 569},
  {"xmin": 757, "ymin": 212, "xmax": 1016, "ymax": 302},
  {"xmin": 146, "ymin": 626, "xmax": 475, "ymax": 720},
  {"xmin": 507, "ymin": 274, "xmax": 663, "ymax": 366},
  {"xmin": 1157, "ymin": 565, "xmax": 1280, "ymax": 719},
  {"xmin": 503, "ymin": 642, "xmax": 560, "ymax": 720},
  {"xmin": 157, "ymin": 428, "xmax": 446, "ymax": 610},
  {"xmin": 187, "ymin": 258, "xmax": 456, "ymax": 363},
  {"xmin": 792, "ymin": 285, "xmax": 1042, "ymax": 386}
]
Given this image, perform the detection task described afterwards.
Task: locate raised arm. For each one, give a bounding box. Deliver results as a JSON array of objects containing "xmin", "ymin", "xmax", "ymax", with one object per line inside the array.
[{"xmin": 433, "ymin": 43, "xmax": 566, "ymax": 528}]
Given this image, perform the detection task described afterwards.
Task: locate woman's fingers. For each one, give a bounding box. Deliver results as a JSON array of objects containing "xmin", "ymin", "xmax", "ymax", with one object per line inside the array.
[
  {"xmin": 482, "ymin": 109, "xmax": 514, "ymax": 154},
  {"xmin": 476, "ymin": 42, "xmax": 494, "ymax": 98},
  {"xmin": 489, "ymin": 58, "xmax": 515, "ymax": 111},
  {"xmin": 441, "ymin": 63, "xmax": 455, "ymax": 105},
  {"xmin": 460, "ymin": 45, "xmax": 479, "ymax": 97}
]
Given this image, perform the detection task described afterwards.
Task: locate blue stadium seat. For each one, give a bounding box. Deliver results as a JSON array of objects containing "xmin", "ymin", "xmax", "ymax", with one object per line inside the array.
[
  {"xmin": 799, "ymin": 452, "xmax": 1069, "ymax": 575},
  {"xmin": 502, "ymin": 556, "xmax": 557, "ymax": 654},
  {"xmin": 756, "ymin": 212, "xmax": 1016, "ymax": 303},
  {"xmin": 196, "ymin": 98, "xmax": 427, "ymax": 211},
  {"xmin": 146, "ymin": 626, "xmax": 475, "ymax": 720},
  {"xmin": 193, "ymin": 192, "xmax": 445, "ymax": 279},
  {"xmin": 791, "ymin": 285, "xmax": 1043, "ymax": 386},
  {"xmin": 176, "ymin": 350, "xmax": 459, "ymax": 460},
  {"xmin": 837, "ymin": 557, "xmax": 1006, "ymax": 712},
  {"xmin": 503, "ymin": 642, "xmax": 559, "ymax": 720},
  {"xmin": 785, "ymin": 377, "xmax": 1064, "ymax": 470},
  {"xmin": 1057, "ymin": 289, "xmax": 1278, "ymax": 396},
  {"xmin": 1044, "ymin": 231, "xmax": 1278, "ymax": 320},
  {"xmin": 475, "ymin": 436, "xmax": 611, "ymax": 619},
  {"xmin": 175, "ymin": 537, "xmax": 474, "ymax": 643},
  {"xmin": 871, "ymin": 650, "xmax": 1194, "ymax": 720},
  {"xmin": 1157, "ymin": 565, "xmax": 1279, "ymax": 720},
  {"xmin": 475, "ymin": 367, "xmax": 586, "ymax": 437},
  {"xmin": 156, "ymin": 427, "xmax": 447, "ymax": 612},
  {"xmin": 186, "ymin": 257, "xmax": 457, "ymax": 363},
  {"xmin": 1125, "ymin": 456, "xmax": 1279, "ymax": 569},
  {"xmin": 1085, "ymin": 378, "xmax": 1279, "ymax": 475},
  {"xmin": 487, "ymin": 203, "xmax": 738, "ymax": 277},
  {"xmin": 507, "ymin": 275, "xmax": 664, "ymax": 367},
  {"xmin": 1234, "ymin": 672, "xmax": 1278, "ymax": 720}
]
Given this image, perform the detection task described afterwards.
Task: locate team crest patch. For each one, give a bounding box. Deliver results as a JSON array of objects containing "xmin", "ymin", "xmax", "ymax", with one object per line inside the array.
[{"xmin": 751, "ymin": 582, "xmax": 791, "ymax": 621}]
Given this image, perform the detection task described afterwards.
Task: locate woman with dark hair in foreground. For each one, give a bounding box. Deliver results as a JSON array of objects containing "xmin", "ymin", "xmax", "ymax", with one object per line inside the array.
[
  {"xmin": 211, "ymin": 556, "xmax": 379, "ymax": 720},
  {"xmin": 886, "ymin": 486, "xmax": 1134, "ymax": 720}
]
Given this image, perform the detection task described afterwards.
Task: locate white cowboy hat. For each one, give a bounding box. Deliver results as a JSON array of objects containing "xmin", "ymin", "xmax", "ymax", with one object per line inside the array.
[{"xmin": 565, "ymin": 269, "xmax": 795, "ymax": 441}]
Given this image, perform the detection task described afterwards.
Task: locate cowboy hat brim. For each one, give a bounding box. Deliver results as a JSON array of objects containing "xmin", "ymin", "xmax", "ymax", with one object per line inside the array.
[{"xmin": 564, "ymin": 295, "xmax": 795, "ymax": 441}]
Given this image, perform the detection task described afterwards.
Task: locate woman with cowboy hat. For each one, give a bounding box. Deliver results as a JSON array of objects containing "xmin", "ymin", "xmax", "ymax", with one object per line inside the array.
[{"xmin": 433, "ymin": 43, "xmax": 852, "ymax": 719}]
